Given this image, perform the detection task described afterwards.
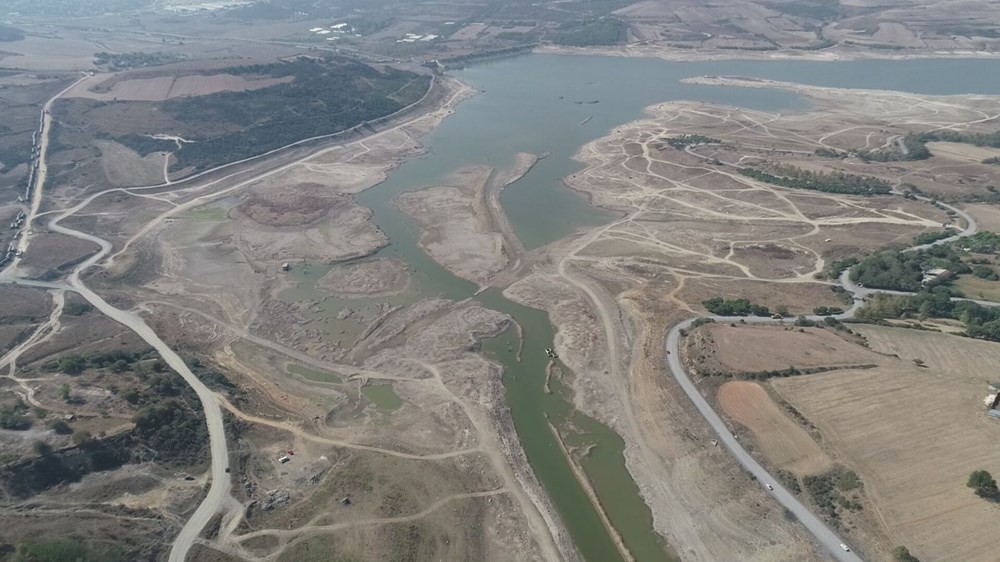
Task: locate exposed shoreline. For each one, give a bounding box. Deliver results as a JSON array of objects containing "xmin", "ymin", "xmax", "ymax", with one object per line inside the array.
[{"xmin": 536, "ymin": 43, "xmax": 1000, "ymax": 63}]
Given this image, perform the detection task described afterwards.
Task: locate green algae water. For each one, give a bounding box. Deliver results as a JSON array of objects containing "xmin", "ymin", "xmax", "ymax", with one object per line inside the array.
[
  {"xmin": 477, "ymin": 289, "xmax": 670, "ymax": 562},
  {"xmin": 361, "ymin": 383, "xmax": 403, "ymax": 411},
  {"xmin": 326, "ymin": 54, "xmax": 1000, "ymax": 561}
]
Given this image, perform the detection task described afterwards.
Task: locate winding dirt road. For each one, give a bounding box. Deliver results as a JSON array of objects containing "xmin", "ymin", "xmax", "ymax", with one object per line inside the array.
[
  {"xmin": 0, "ymin": 75, "xmax": 539, "ymax": 562},
  {"xmin": 663, "ymin": 196, "xmax": 982, "ymax": 561}
]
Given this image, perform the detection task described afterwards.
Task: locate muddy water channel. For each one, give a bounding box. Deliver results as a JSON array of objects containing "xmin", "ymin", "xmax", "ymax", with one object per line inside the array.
[{"xmin": 297, "ymin": 55, "xmax": 1000, "ymax": 561}]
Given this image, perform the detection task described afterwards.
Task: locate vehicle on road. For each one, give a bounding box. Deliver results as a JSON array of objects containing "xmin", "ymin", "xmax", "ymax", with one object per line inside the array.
[
  {"xmin": 766, "ymin": 484, "xmax": 774, "ymax": 491},
  {"xmin": 840, "ymin": 544, "xmax": 850, "ymax": 552}
]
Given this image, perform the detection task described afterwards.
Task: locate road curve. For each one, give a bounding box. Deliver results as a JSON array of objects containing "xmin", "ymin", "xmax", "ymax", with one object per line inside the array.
[
  {"xmin": 76, "ymin": 283, "xmax": 230, "ymax": 562},
  {"xmin": 0, "ymin": 78, "xmax": 232, "ymax": 562},
  {"xmin": 0, "ymin": 265, "xmax": 231, "ymax": 562},
  {"xmin": 664, "ymin": 196, "xmax": 980, "ymax": 561}
]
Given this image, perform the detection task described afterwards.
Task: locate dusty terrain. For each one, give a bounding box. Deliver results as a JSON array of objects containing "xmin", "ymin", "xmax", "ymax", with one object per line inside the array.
[
  {"xmin": 396, "ymin": 166, "xmax": 507, "ymax": 285},
  {"xmin": 4, "ymin": 10, "xmax": 1000, "ymax": 561},
  {"xmin": 687, "ymin": 320, "xmax": 1000, "ymax": 562},
  {"xmin": 717, "ymin": 381, "xmax": 832, "ymax": 476},
  {"xmin": 492, "ymin": 79, "xmax": 1000, "ymax": 561},
  {"xmin": 396, "ymin": 152, "xmax": 537, "ymax": 286},
  {"xmin": 64, "ymin": 72, "xmax": 294, "ymax": 102},
  {"xmin": 0, "ymin": 66, "xmax": 570, "ymax": 561},
  {"xmin": 316, "ymin": 258, "xmax": 410, "ymax": 298},
  {"xmin": 772, "ymin": 326, "xmax": 1000, "ymax": 562},
  {"xmin": 106, "ymin": 76, "xmax": 567, "ymax": 560},
  {"xmin": 684, "ymin": 324, "xmax": 881, "ymax": 375}
]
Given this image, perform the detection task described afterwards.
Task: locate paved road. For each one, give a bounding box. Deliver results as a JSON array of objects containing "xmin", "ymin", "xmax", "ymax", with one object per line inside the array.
[
  {"xmin": 8, "ymin": 75, "xmax": 88, "ymax": 272},
  {"xmin": 663, "ymin": 196, "xmax": 983, "ymax": 561},
  {"xmin": 665, "ymin": 319, "xmax": 860, "ymax": 561}
]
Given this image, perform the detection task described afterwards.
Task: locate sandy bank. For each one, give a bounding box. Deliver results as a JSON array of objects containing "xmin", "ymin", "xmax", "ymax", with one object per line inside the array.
[
  {"xmin": 316, "ymin": 258, "xmax": 410, "ymax": 298},
  {"xmin": 395, "ymin": 153, "xmax": 540, "ymax": 287}
]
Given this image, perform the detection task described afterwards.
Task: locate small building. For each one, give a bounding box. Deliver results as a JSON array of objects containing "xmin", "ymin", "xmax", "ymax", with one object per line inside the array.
[{"xmin": 922, "ymin": 268, "xmax": 951, "ymax": 285}]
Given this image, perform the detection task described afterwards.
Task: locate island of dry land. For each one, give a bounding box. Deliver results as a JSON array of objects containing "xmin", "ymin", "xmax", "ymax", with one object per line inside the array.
[{"xmin": 395, "ymin": 152, "xmax": 537, "ymax": 286}]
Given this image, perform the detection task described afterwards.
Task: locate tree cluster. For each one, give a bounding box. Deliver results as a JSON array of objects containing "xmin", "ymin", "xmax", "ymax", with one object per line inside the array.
[
  {"xmin": 803, "ymin": 467, "xmax": 864, "ymax": 521},
  {"xmin": 93, "ymin": 51, "xmax": 179, "ymax": 70},
  {"xmin": 856, "ymin": 133, "xmax": 931, "ymax": 162},
  {"xmin": 812, "ymin": 306, "xmax": 844, "ymax": 316},
  {"xmin": 968, "ymin": 469, "xmax": 999, "ymax": 500},
  {"xmin": 548, "ymin": 18, "xmax": 627, "ymax": 46},
  {"xmin": 161, "ymin": 58, "xmax": 431, "ymax": 172},
  {"xmin": 892, "ymin": 546, "xmax": 921, "ymax": 562},
  {"xmin": 740, "ymin": 165, "xmax": 892, "ymax": 196},
  {"xmin": 850, "ymin": 245, "xmax": 970, "ymax": 292},
  {"xmin": 47, "ymin": 350, "xmax": 150, "ymax": 376},
  {"xmin": 663, "ymin": 134, "xmax": 720, "ymax": 149},
  {"xmin": 857, "ymin": 289, "xmax": 1000, "ymax": 342},
  {"xmin": 702, "ymin": 297, "xmax": 770, "ymax": 316},
  {"xmin": 919, "ymin": 130, "xmax": 1000, "ymax": 149},
  {"xmin": 912, "ymin": 230, "xmax": 952, "ymax": 246}
]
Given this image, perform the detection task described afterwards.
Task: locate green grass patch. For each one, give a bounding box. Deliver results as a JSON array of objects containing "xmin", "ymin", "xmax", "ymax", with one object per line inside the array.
[
  {"xmin": 286, "ymin": 363, "xmax": 342, "ymax": 384},
  {"xmin": 189, "ymin": 206, "xmax": 228, "ymax": 221},
  {"xmin": 362, "ymin": 384, "xmax": 402, "ymax": 411}
]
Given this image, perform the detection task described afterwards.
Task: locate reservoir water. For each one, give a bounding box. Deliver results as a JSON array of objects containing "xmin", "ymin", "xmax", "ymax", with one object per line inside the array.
[{"xmin": 339, "ymin": 55, "xmax": 1000, "ymax": 561}]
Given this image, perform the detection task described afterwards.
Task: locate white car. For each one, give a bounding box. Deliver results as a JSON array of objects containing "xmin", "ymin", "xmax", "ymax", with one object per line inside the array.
[
  {"xmin": 840, "ymin": 543, "xmax": 850, "ymax": 552},
  {"xmin": 766, "ymin": 484, "xmax": 774, "ymax": 491}
]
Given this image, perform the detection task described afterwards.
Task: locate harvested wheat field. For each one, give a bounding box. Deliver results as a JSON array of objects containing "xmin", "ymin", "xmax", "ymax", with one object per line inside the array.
[
  {"xmin": 772, "ymin": 326, "xmax": 1000, "ymax": 562},
  {"xmin": 718, "ymin": 381, "xmax": 832, "ymax": 476},
  {"xmin": 927, "ymin": 141, "xmax": 1000, "ymax": 163},
  {"xmin": 66, "ymin": 73, "xmax": 292, "ymax": 101},
  {"xmin": 688, "ymin": 324, "xmax": 883, "ymax": 374}
]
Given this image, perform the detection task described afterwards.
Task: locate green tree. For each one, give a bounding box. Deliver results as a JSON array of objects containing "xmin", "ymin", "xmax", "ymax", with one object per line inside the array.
[
  {"xmin": 48, "ymin": 419, "xmax": 72, "ymax": 435},
  {"xmin": 892, "ymin": 546, "xmax": 921, "ymax": 562},
  {"xmin": 0, "ymin": 405, "xmax": 31, "ymax": 430},
  {"xmin": 972, "ymin": 265, "xmax": 999, "ymax": 280},
  {"xmin": 57, "ymin": 356, "xmax": 86, "ymax": 375},
  {"xmin": 968, "ymin": 469, "xmax": 999, "ymax": 498},
  {"xmin": 33, "ymin": 441, "xmax": 53, "ymax": 457},
  {"xmin": 71, "ymin": 430, "xmax": 94, "ymax": 446},
  {"xmin": 59, "ymin": 383, "xmax": 71, "ymax": 402},
  {"xmin": 120, "ymin": 387, "xmax": 141, "ymax": 404}
]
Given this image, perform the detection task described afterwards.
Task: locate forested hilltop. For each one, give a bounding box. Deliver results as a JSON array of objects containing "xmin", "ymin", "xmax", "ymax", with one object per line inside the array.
[{"xmin": 159, "ymin": 58, "xmax": 431, "ymax": 172}]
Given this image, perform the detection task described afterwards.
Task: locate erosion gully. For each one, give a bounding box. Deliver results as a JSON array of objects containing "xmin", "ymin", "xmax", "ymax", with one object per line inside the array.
[{"xmin": 282, "ymin": 55, "xmax": 1000, "ymax": 561}]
